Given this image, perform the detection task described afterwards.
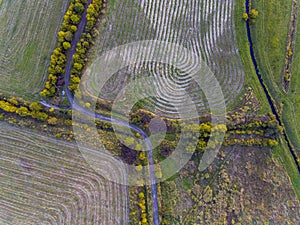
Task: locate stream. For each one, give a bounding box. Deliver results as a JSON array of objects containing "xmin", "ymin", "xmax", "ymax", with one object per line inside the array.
[{"xmin": 245, "ymin": 0, "xmax": 300, "ymax": 173}]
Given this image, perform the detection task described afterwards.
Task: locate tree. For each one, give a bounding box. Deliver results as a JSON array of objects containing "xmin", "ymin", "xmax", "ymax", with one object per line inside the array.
[
  {"xmin": 242, "ymin": 12, "xmax": 248, "ymax": 21},
  {"xmin": 34, "ymin": 112, "xmax": 48, "ymax": 121},
  {"xmin": 50, "ymin": 55, "xmax": 58, "ymax": 65},
  {"xmin": 70, "ymin": 75, "xmax": 80, "ymax": 84},
  {"xmin": 268, "ymin": 139, "xmax": 278, "ymax": 147},
  {"xmin": 92, "ymin": 28, "xmax": 100, "ymax": 37},
  {"xmin": 40, "ymin": 89, "xmax": 50, "ymax": 97},
  {"xmin": 16, "ymin": 107, "xmax": 29, "ymax": 116},
  {"xmin": 138, "ymin": 192, "xmax": 145, "ymax": 199},
  {"xmin": 53, "ymin": 48, "xmax": 62, "ymax": 56},
  {"xmin": 74, "ymin": 3, "xmax": 85, "ymax": 14},
  {"xmin": 72, "ymin": 54, "xmax": 80, "ymax": 62},
  {"xmin": 64, "ymin": 31, "xmax": 73, "ymax": 41},
  {"xmin": 55, "ymin": 65, "xmax": 63, "ymax": 73},
  {"xmin": 73, "ymin": 62, "xmax": 83, "ymax": 71},
  {"xmin": 49, "ymin": 107, "xmax": 55, "ymax": 113},
  {"xmin": 62, "ymin": 21, "xmax": 71, "ymax": 31},
  {"xmin": 199, "ymin": 123, "xmax": 211, "ymax": 134},
  {"xmin": 45, "ymin": 81, "xmax": 50, "ymax": 89},
  {"xmin": 48, "ymin": 117, "xmax": 58, "ymax": 125},
  {"xmin": 58, "ymin": 31, "xmax": 65, "ymax": 38},
  {"xmin": 8, "ymin": 97, "xmax": 18, "ymax": 106},
  {"xmin": 29, "ymin": 102, "xmax": 42, "ymax": 111},
  {"xmin": 249, "ymin": 9, "xmax": 259, "ymax": 19},
  {"xmin": 48, "ymin": 66, "xmax": 56, "ymax": 74},
  {"xmin": 70, "ymin": 14, "xmax": 81, "ymax": 24},
  {"xmin": 87, "ymin": 4, "xmax": 96, "ymax": 16},
  {"xmin": 139, "ymin": 151, "xmax": 146, "ymax": 161},
  {"xmin": 70, "ymin": 25, "xmax": 77, "ymax": 33},
  {"xmin": 63, "ymin": 41, "xmax": 71, "ymax": 50},
  {"xmin": 83, "ymin": 41, "xmax": 89, "ymax": 48},
  {"xmin": 136, "ymin": 164, "xmax": 142, "ymax": 171},
  {"xmin": 124, "ymin": 137, "xmax": 135, "ymax": 147},
  {"xmin": 68, "ymin": 83, "xmax": 79, "ymax": 91}
]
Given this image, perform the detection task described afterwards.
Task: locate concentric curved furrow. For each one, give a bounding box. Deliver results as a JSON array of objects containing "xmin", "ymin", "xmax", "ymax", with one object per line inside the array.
[
  {"xmin": 138, "ymin": 0, "xmax": 244, "ymax": 117},
  {"xmin": 0, "ymin": 122, "xmax": 129, "ymax": 225},
  {"xmin": 0, "ymin": 0, "xmax": 69, "ymax": 98},
  {"xmin": 85, "ymin": 0, "xmax": 244, "ymax": 118}
]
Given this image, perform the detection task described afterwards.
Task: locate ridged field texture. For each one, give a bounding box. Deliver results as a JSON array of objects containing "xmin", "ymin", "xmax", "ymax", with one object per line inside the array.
[
  {"xmin": 88, "ymin": 0, "xmax": 245, "ymax": 118},
  {"xmin": 0, "ymin": 122, "xmax": 128, "ymax": 224},
  {"xmin": 0, "ymin": 0, "xmax": 69, "ymax": 98}
]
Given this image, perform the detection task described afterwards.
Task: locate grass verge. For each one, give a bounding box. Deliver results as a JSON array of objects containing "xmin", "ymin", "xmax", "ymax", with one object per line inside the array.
[
  {"xmin": 272, "ymin": 140, "xmax": 300, "ymax": 201},
  {"xmin": 234, "ymin": 0, "xmax": 270, "ymax": 114}
]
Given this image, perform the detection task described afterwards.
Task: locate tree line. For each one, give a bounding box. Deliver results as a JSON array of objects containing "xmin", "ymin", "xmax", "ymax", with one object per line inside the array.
[{"xmin": 40, "ymin": 0, "xmax": 105, "ymax": 98}]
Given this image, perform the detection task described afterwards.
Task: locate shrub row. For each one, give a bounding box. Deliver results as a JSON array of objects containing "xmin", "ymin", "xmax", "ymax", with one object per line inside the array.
[
  {"xmin": 0, "ymin": 97, "xmax": 49, "ymax": 121},
  {"xmin": 68, "ymin": 0, "xmax": 105, "ymax": 92},
  {"xmin": 40, "ymin": 0, "xmax": 86, "ymax": 97},
  {"xmin": 137, "ymin": 191, "xmax": 149, "ymax": 225}
]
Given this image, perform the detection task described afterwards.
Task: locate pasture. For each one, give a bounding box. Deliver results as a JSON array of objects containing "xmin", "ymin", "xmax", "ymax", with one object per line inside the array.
[{"xmin": 0, "ymin": 0, "xmax": 69, "ymax": 99}]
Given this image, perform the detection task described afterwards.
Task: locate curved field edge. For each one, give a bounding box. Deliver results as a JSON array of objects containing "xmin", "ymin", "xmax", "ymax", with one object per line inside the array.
[
  {"xmin": 235, "ymin": 0, "xmax": 300, "ymax": 201},
  {"xmin": 0, "ymin": 0, "xmax": 70, "ymax": 100},
  {"xmin": 0, "ymin": 121, "xmax": 129, "ymax": 224}
]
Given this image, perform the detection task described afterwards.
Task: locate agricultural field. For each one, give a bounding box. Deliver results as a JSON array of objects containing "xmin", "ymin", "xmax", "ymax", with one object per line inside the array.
[
  {"xmin": 0, "ymin": 122, "xmax": 128, "ymax": 224},
  {"xmin": 0, "ymin": 0, "xmax": 69, "ymax": 99},
  {"xmin": 87, "ymin": 0, "xmax": 246, "ymax": 118}
]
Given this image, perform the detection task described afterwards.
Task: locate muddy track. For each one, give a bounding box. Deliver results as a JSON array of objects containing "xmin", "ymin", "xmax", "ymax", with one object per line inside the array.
[{"xmin": 283, "ymin": 0, "xmax": 299, "ymax": 93}]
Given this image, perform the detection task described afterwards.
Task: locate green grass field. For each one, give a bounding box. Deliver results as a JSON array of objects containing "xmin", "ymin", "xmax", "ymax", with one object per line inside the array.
[
  {"xmin": 0, "ymin": 0, "xmax": 70, "ymax": 100},
  {"xmin": 234, "ymin": 0, "xmax": 271, "ymax": 114},
  {"xmin": 248, "ymin": 0, "xmax": 300, "ymax": 151},
  {"xmin": 235, "ymin": 0, "xmax": 300, "ymax": 200}
]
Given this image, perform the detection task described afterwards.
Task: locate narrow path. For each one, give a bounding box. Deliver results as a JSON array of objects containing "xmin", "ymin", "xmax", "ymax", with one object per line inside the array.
[
  {"xmin": 283, "ymin": 0, "xmax": 299, "ymax": 93},
  {"xmin": 245, "ymin": 0, "xmax": 300, "ymax": 173},
  {"xmin": 43, "ymin": 1, "xmax": 160, "ymax": 224}
]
